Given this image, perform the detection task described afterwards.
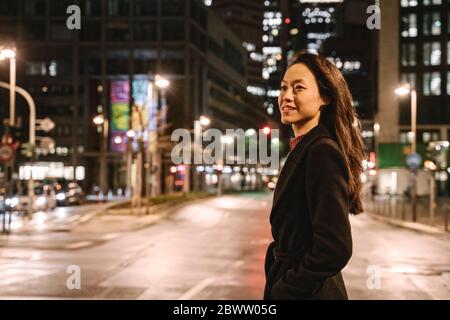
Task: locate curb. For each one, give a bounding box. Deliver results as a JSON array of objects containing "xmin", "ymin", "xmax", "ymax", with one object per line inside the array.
[
  {"xmin": 367, "ymin": 212, "xmax": 449, "ymax": 236},
  {"xmin": 72, "ymin": 195, "xmax": 216, "ymax": 234}
]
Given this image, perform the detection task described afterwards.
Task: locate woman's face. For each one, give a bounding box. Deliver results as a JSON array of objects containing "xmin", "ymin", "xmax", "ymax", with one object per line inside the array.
[{"xmin": 278, "ymin": 63, "xmax": 327, "ymax": 126}]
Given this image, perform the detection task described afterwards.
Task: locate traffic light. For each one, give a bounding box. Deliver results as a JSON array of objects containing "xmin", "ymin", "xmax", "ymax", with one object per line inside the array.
[{"xmin": 262, "ymin": 126, "xmax": 271, "ymax": 135}]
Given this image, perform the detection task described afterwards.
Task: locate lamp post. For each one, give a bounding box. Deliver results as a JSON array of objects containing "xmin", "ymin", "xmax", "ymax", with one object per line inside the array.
[
  {"xmin": 217, "ymin": 134, "xmax": 233, "ymax": 196},
  {"xmin": 395, "ymin": 83, "xmax": 418, "ymax": 222},
  {"xmin": 0, "ymin": 82, "xmax": 36, "ymax": 218},
  {"xmin": 150, "ymin": 75, "xmax": 169, "ymax": 196},
  {"xmin": 0, "ymin": 47, "xmax": 16, "ymax": 128},
  {"xmin": 93, "ymin": 114, "xmax": 109, "ymax": 198},
  {"xmin": 193, "ymin": 115, "xmax": 210, "ymax": 192}
]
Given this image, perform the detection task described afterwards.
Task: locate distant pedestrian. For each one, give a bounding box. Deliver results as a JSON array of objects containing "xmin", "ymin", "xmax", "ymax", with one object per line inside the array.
[{"xmin": 264, "ymin": 51, "xmax": 365, "ymax": 300}]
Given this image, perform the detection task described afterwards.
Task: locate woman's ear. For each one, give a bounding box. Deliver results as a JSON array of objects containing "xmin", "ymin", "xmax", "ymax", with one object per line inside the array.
[{"xmin": 319, "ymin": 96, "xmax": 330, "ymax": 110}]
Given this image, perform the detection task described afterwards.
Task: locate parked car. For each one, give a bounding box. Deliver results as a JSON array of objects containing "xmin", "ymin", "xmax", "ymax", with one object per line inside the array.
[
  {"xmin": 15, "ymin": 184, "xmax": 56, "ymax": 212},
  {"xmin": 54, "ymin": 182, "xmax": 85, "ymax": 206}
]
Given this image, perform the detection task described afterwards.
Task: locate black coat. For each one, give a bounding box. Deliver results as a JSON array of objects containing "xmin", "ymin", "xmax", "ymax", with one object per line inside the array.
[{"xmin": 264, "ymin": 123, "xmax": 353, "ymax": 300}]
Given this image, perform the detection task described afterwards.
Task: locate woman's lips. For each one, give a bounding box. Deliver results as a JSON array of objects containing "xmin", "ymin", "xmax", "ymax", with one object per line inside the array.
[{"xmin": 281, "ymin": 105, "xmax": 297, "ymax": 113}]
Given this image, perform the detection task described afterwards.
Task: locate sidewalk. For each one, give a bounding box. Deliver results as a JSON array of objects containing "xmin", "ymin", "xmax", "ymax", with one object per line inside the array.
[{"xmin": 363, "ymin": 195, "xmax": 449, "ymax": 235}]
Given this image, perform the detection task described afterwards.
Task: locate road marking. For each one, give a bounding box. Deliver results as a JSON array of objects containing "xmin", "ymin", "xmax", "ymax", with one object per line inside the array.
[
  {"xmin": 79, "ymin": 214, "xmax": 94, "ymax": 224},
  {"xmin": 101, "ymin": 233, "xmax": 119, "ymax": 241},
  {"xmin": 64, "ymin": 241, "xmax": 93, "ymax": 249},
  {"xmin": 178, "ymin": 277, "xmax": 216, "ymax": 300}
]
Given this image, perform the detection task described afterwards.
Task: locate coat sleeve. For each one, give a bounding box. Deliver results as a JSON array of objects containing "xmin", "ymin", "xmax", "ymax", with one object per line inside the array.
[
  {"xmin": 264, "ymin": 241, "xmax": 276, "ymax": 279},
  {"xmin": 270, "ymin": 140, "xmax": 353, "ymax": 299}
]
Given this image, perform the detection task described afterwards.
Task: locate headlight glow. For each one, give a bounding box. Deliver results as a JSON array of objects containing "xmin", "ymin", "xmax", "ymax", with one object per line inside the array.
[
  {"xmin": 35, "ymin": 197, "xmax": 47, "ymax": 206},
  {"xmin": 56, "ymin": 193, "xmax": 66, "ymax": 201}
]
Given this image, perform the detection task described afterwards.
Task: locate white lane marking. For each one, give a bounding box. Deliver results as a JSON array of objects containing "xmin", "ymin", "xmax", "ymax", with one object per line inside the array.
[
  {"xmin": 64, "ymin": 241, "xmax": 93, "ymax": 249},
  {"xmin": 0, "ymin": 269, "xmax": 51, "ymax": 286},
  {"xmin": 101, "ymin": 233, "xmax": 119, "ymax": 241},
  {"xmin": 178, "ymin": 277, "xmax": 216, "ymax": 300}
]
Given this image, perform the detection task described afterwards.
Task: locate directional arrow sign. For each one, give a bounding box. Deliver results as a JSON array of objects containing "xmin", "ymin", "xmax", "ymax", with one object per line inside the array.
[{"xmin": 36, "ymin": 117, "xmax": 55, "ymax": 132}]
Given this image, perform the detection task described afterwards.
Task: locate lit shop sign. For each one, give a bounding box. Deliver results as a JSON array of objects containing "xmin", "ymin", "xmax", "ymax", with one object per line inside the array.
[
  {"xmin": 110, "ymin": 80, "xmax": 130, "ymax": 153},
  {"xmin": 302, "ymin": 7, "xmax": 334, "ymax": 24},
  {"xmin": 19, "ymin": 162, "xmax": 85, "ymax": 180},
  {"xmin": 307, "ymin": 32, "xmax": 334, "ymax": 40}
]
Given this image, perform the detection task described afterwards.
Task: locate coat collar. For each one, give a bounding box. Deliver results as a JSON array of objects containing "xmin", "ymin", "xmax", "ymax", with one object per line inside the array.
[{"xmin": 271, "ymin": 123, "xmax": 335, "ymax": 212}]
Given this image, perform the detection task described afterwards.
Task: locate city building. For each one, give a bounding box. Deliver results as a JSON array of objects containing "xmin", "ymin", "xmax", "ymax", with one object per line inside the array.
[
  {"xmin": 210, "ymin": 0, "xmax": 266, "ymax": 107},
  {"xmin": 0, "ymin": 0, "xmax": 273, "ymax": 196},
  {"xmin": 262, "ymin": 0, "xmax": 378, "ymax": 155},
  {"xmin": 378, "ymin": 0, "xmax": 449, "ymax": 196}
]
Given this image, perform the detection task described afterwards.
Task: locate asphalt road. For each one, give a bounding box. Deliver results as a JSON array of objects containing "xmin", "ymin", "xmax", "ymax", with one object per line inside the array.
[{"xmin": 0, "ymin": 192, "xmax": 448, "ymax": 299}]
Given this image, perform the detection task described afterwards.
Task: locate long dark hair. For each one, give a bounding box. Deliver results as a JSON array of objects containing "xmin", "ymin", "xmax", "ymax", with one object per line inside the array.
[{"xmin": 289, "ymin": 51, "xmax": 365, "ymax": 215}]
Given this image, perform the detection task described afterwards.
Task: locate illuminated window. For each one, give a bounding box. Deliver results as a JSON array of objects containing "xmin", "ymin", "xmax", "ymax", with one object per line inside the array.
[
  {"xmin": 423, "ymin": 12, "xmax": 441, "ymax": 35},
  {"xmin": 423, "ymin": 42, "xmax": 441, "ymax": 65},
  {"xmin": 400, "ymin": 73, "xmax": 416, "ymax": 89},
  {"xmin": 423, "ymin": 0, "xmax": 442, "ymax": 5},
  {"xmin": 401, "ymin": 14, "xmax": 417, "ymax": 37},
  {"xmin": 448, "ymin": 41, "xmax": 450, "ymax": 64},
  {"xmin": 400, "ymin": 0, "xmax": 418, "ymax": 7},
  {"xmin": 423, "ymin": 72, "xmax": 441, "ymax": 96},
  {"xmin": 401, "ymin": 43, "xmax": 416, "ymax": 66},
  {"xmin": 447, "ymin": 72, "xmax": 450, "ymax": 95}
]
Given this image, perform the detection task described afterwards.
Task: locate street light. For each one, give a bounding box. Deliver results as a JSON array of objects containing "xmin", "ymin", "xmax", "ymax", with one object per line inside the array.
[
  {"xmin": 0, "ymin": 47, "xmax": 16, "ymax": 128},
  {"xmin": 0, "ymin": 82, "xmax": 36, "ymax": 218},
  {"xmin": 154, "ymin": 74, "xmax": 170, "ymax": 89},
  {"xmin": 143, "ymin": 75, "xmax": 170, "ymax": 199},
  {"xmin": 126, "ymin": 129, "xmax": 135, "ymax": 138},
  {"xmin": 395, "ymin": 84, "xmax": 417, "ymax": 153},
  {"xmin": 199, "ymin": 115, "xmax": 210, "ymax": 127},
  {"xmin": 395, "ymin": 83, "xmax": 418, "ymax": 222},
  {"xmin": 92, "ymin": 114, "xmax": 105, "ymax": 125},
  {"xmin": 92, "ymin": 114, "xmax": 108, "ymax": 198},
  {"xmin": 192, "ymin": 115, "xmax": 211, "ymax": 192}
]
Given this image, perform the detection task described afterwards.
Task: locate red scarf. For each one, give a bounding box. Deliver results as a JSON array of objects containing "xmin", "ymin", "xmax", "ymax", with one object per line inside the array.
[{"xmin": 289, "ymin": 134, "xmax": 306, "ymax": 151}]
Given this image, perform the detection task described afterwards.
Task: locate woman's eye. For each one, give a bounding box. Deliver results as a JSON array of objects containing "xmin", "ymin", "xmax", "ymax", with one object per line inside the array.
[
  {"xmin": 294, "ymin": 85, "xmax": 304, "ymax": 91},
  {"xmin": 280, "ymin": 86, "xmax": 287, "ymax": 91}
]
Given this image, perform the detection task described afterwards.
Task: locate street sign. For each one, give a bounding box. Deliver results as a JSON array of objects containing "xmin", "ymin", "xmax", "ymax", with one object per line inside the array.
[
  {"xmin": 406, "ymin": 152, "xmax": 422, "ymax": 170},
  {"xmin": 38, "ymin": 137, "xmax": 55, "ymax": 150},
  {"xmin": 0, "ymin": 143, "xmax": 15, "ymax": 163},
  {"xmin": 36, "ymin": 117, "xmax": 55, "ymax": 132}
]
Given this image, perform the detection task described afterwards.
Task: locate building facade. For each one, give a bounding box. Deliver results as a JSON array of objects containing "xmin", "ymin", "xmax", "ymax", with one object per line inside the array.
[{"xmin": 0, "ymin": 0, "xmax": 272, "ymax": 195}]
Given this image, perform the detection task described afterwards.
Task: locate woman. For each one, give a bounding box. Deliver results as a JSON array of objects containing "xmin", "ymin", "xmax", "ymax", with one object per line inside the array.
[{"xmin": 263, "ymin": 51, "xmax": 365, "ymax": 300}]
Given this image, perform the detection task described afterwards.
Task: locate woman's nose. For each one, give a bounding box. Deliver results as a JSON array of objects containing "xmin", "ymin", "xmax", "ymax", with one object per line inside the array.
[{"xmin": 283, "ymin": 87, "xmax": 294, "ymax": 102}]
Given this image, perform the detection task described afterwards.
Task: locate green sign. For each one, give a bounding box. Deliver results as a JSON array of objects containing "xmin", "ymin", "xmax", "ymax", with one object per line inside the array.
[
  {"xmin": 378, "ymin": 143, "xmax": 426, "ymax": 168},
  {"xmin": 111, "ymin": 103, "xmax": 130, "ymax": 131}
]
